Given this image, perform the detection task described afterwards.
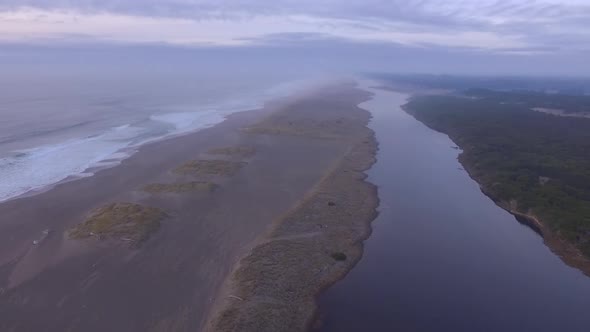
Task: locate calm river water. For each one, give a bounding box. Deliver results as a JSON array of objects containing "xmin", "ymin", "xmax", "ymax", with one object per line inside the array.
[{"xmin": 317, "ymin": 84, "xmax": 590, "ymax": 331}]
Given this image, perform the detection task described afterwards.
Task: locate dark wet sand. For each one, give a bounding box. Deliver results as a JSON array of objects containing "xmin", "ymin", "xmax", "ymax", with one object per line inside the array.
[{"xmin": 0, "ymin": 84, "xmax": 374, "ymax": 332}]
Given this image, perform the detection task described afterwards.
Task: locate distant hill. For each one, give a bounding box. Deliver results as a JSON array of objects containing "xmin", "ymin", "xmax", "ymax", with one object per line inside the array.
[{"xmin": 369, "ymin": 73, "xmax": 590, "ymax": 96}]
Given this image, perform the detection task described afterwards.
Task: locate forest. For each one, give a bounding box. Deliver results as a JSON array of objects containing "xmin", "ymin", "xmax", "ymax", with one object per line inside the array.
[
  {"xmin": 465, "ymin": 88, "xmax": 590, "ymax": 114},
  {"xmin": 404, "ymin": 90, "xmax": 590, "ymax": 256},
  {"xmin": 371, "ymin": 73, "xmax": 590, "ymax": 95}
]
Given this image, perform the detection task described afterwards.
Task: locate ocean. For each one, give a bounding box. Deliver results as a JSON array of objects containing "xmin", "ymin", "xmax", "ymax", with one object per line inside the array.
[{"xmin": 0, "ymin": 69, "xmax": 311, "ymax": 202}]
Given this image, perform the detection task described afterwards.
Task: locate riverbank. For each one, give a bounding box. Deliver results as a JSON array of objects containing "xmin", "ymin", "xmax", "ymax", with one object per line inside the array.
[
  {"xmin": 205, "ymin": 86, "xmax": 379, "ymax": 332},
  {"xmin": 318, "ymin": 85, "xmax": 590, "ymax": 332},
  {"xmin": 459, "ymin": 151, "xmax": 590, "ymax": 278},
  {"xmin": 0, "ymin": 83, "xmax": 374, "ymax": 332},
  {"xmin": 401, "ymin": 96, "xmax": 590, "ymax": 278}
]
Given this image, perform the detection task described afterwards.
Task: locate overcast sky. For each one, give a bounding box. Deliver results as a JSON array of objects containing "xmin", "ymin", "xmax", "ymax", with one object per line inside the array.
[{"xmin": 1, "ymin": 0, "xmax": 589, "ymax": 76}]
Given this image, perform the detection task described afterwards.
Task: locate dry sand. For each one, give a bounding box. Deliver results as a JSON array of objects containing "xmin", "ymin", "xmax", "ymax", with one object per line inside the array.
[
  {"xmin": 0, "ymin": 83, "xmax": 378, "ymax": 332},
  {"xmin": 206, "ymin": 85, "xmax": 378, "ymax": 332}
]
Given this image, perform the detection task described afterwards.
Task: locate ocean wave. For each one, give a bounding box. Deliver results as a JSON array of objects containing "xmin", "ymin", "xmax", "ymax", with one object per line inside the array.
[
  {"xmin": 0, "ymin": 123, "xmax": 147, "ymax": 202},
  {"xmin": 0, "ymin": 78, "xmax": 321, "ymax": 202},
  {"xmin": 0, "ymin": 108, "xmax": 236, "ymax": 202}
]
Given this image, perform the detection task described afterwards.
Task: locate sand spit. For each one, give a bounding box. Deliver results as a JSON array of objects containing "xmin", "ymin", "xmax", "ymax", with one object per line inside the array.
[
  {"xmin": 243, "ymin": 95, "xmax": 367, "ymax": 140},
  {"xmin": 206, "ymin": 90, "xmax": 378, "ymax": 332},
  {"xmin": 68, "ymin": 202, "xmax": 167, "ymax": 246},
  {"xmin": 0, "ymin": 83, "xmax": 374, "ymax": 332}
]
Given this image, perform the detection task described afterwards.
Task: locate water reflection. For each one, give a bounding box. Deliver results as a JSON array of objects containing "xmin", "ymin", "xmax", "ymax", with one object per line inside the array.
[{"xmin": 317, "ymin": 85, "xmax": 590, "ymax": 332}]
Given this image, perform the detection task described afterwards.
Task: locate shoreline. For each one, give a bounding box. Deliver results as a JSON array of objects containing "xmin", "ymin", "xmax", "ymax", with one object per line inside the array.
[
  {"xmin": 0, "ymin": 83, "xmax": 378, "ymax": 332},
  {"xmin": 0, "ymin": 77, "xmax": 331, "ymax": 206},
  {"xmin": 205, "ymin": 87, "xmax": 379, "ymax": 331},
  {"xmin": 0, "ymin": 108, "xmax": 263, "ymax": 205},
  {"xmin": 400, "ymin": 100, "xmax": 590, "ymax": 278},
  {"xmin": 463, "ymin": 154, "xmax": 590, "ymax": 277},
  {"xmin": 306, "ymin": 134, "xmax": 379, "ymax": 332}
]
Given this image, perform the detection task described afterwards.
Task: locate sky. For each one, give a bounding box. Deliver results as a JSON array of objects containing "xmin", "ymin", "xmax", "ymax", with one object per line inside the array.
[{"xmin": 0, "ymin": 0, "xmax": 589, "ymax": 76}]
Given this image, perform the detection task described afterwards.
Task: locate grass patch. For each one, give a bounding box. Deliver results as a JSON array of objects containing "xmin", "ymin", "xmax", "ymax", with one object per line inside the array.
[
  {"xmin": 244, "ymin": 126, "xmax": 339, "ymax": 139},
  {"xmin": 208, "ymin": 146, "xmax": 256, "ymax": 158},
  {"xmin": 174, "ymin": 160, "xmax": 246, "ymax": 176},
  {"xmin": 143, "ymin": 181, "xmax": 218, "ymax": 194},
  {"xmin": 330, "ymin": 252, "xmax": 347, "ymax": 261},
  {"xmin": 68, "ymin": 202, "xmax": 166, "ymax": 245}
]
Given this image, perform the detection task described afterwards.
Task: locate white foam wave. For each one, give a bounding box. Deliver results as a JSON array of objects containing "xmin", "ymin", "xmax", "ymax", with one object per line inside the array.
[
  {"xmin": 0, "ymin": 124, "xmax": 147, "ymax": 202},
  {"xmin": 150, "ymin": 109, "xmax": 226, "ymax": 132},
  {"xmin": 0, "ymin": 107, "xmax": 241, "ymax": 202},
  {"xmin": 0, "ymin": 78, "xmax": 321, "ymax": 203}
]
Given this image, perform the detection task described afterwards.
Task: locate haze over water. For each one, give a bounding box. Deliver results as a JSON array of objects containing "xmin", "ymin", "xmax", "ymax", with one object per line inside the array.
[
  {"xmin": 1, "ymin": 1, "xmax": 590, "ymax": 331},
  {"xmin": 318, "ymin": 85, "xmax": 590, "ymax": 332},
  {"xmin": 0, "ymin": 66, "xmax": 308, "ymax": 202}
]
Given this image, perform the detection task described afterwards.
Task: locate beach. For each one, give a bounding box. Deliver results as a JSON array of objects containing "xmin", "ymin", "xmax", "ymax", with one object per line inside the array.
[
  {"xmin": 458, "ymin": 147, "xmax": 590, "ymax": 278},
  {"xmin": 0, "ymin": 83, "xmax": 378, "ymax": 332},
  {"xmin": 206, "ymin": 84, "xmax": 378, "ymax": 332}
]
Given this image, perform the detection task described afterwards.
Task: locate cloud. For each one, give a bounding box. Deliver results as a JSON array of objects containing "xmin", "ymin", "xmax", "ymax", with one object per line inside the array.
[{"xmin": 0, "ymin": 0, "xmax": 588, "ymax": 58}]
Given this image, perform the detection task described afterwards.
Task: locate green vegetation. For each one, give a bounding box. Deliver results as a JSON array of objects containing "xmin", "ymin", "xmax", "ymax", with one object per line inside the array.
[
  {"xmin": 372, "ymin": 73, "xmax": 590, "ymax": 95},
  {"xmin": 143, "ymin": 181, "xmax": 218, "ymax": 194},
  {"xmin": 69, "ymin": 202, "xmax": 166, "ymax": 245},
  {"xmin": 208, "ymin": 146, "xmax": 256, "ymax": 158},
  {"xmin": 244, "ymin": 113, "xmax": 349, "ymax": 139},
  {"xmin": 331, "ymin": 252, "xmax": 347, "ymax": 261},
  {"xmin": 174, "ymin": 160, "xmax": 246, "ymax": 176},
  {"xmin": 207, "ymin": 116, "xmax": 378, "ymax": 332},
  {"xmin": 244, "ymin": 124, "xmax": 340, "ymax": 139},
  {"xmin": 404, "ymin": 91, "xmax": 590, "ymax": 256}
]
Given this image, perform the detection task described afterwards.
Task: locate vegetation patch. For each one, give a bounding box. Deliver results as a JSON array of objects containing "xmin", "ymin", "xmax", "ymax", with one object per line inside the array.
[
  {"xmin": 143, "ymin": 181, "xmax": 218, "ymax": 194},
  {"xmin": 330, "ymin": 252, "xmax": 347, "ymax": 261},
  {"xmin": 68, "ymin": 202, "xmax": 166, "ymax": 245},
  {"xmin": 174, "ymin": 160, "xmax": 246, "ymax": 176},
  {"xmin": 206, "ymin": 112, "xmax": 379, "ymax": 332},
  {"xmin": 208, "ymin": 146, "xmax": 256, "ymax": 158},
  {"xmin": 244, "ymin": 125, "xmax": 339, "ymax": 139}
]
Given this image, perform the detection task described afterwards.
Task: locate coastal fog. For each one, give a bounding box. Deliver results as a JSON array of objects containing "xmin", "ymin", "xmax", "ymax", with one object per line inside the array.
[{"xmin": 2, "ymin": 1, "xmax": 590, "ymax": 331}]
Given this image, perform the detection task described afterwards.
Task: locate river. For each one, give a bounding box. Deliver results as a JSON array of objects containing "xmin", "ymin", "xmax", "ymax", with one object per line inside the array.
[{"xmin": 317, "ymin": 84, "xmax": 590, "ymax": 331}]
